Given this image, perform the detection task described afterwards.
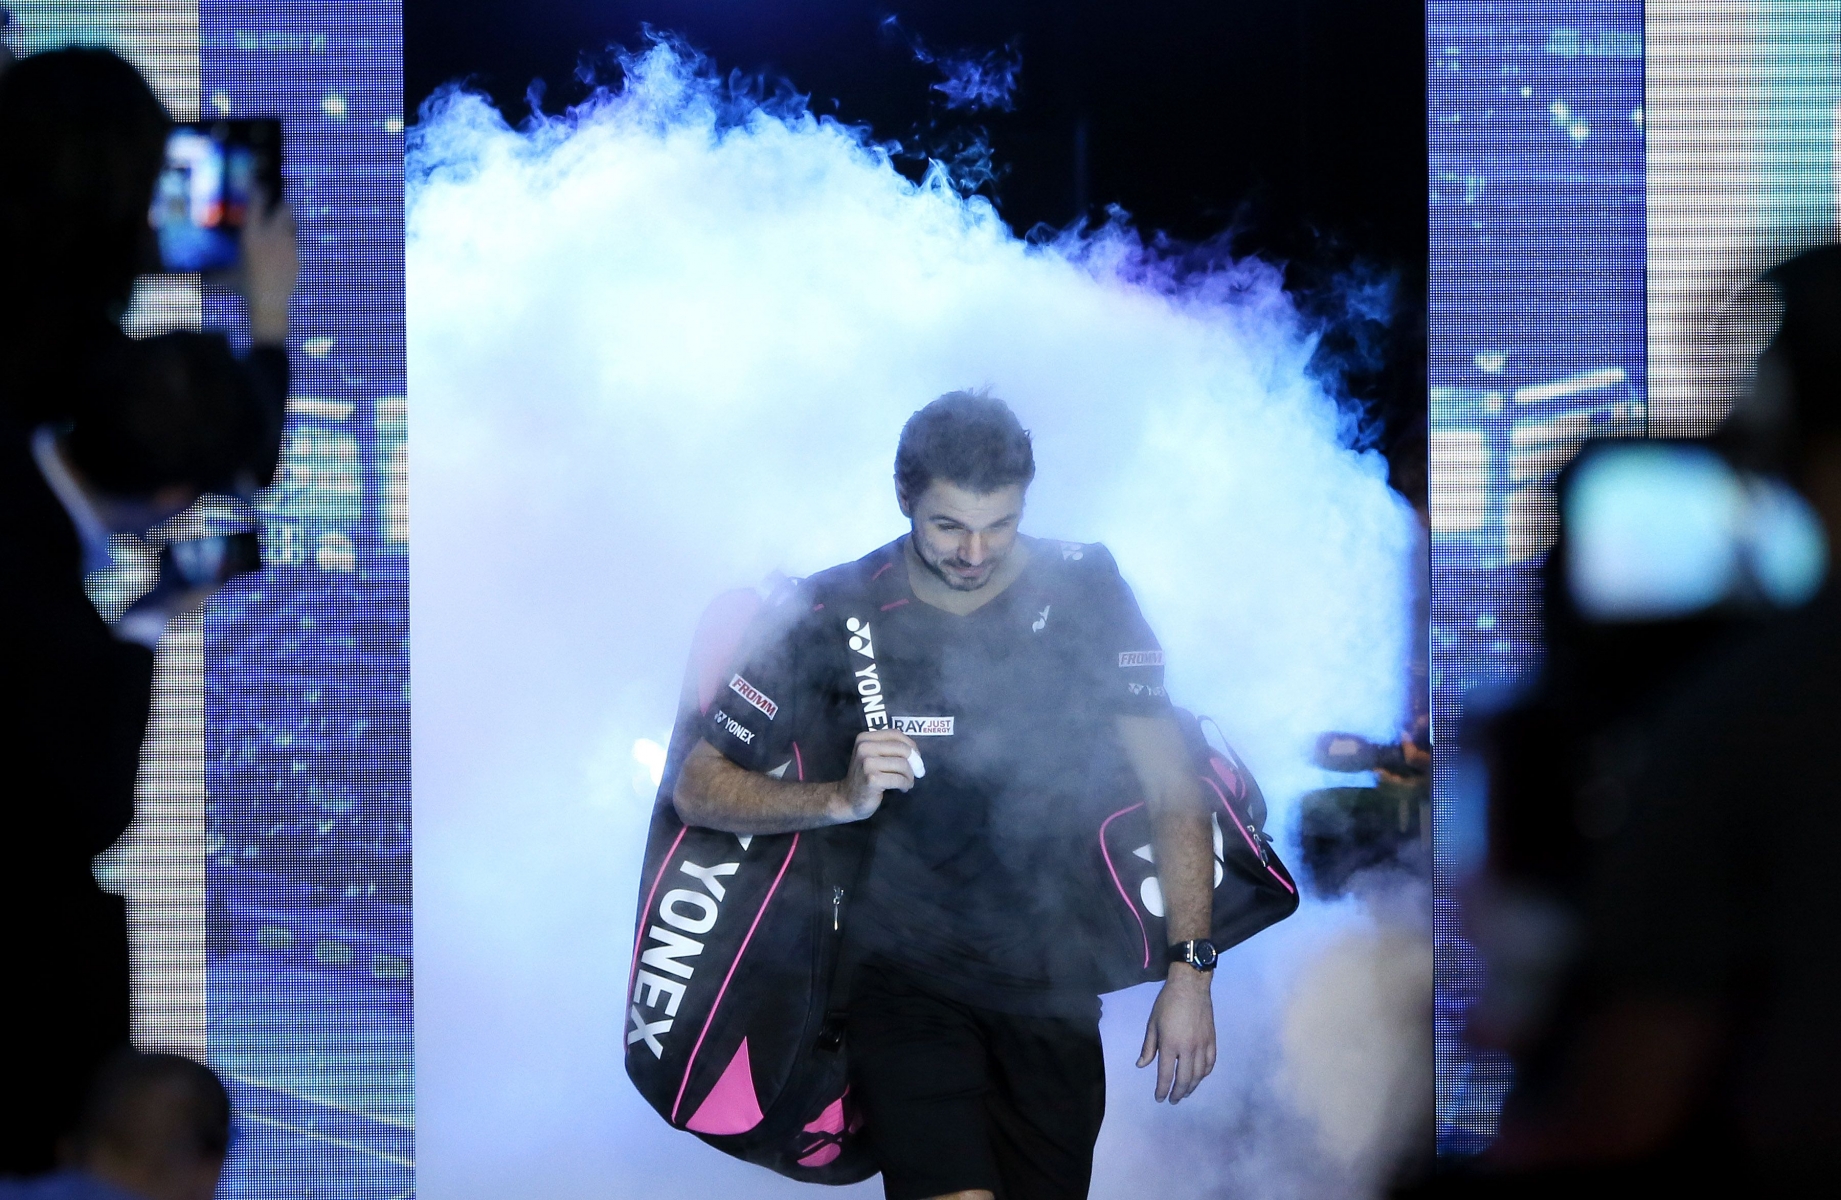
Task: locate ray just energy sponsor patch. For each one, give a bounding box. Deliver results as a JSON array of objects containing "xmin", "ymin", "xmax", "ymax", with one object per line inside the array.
[{"xmin": 892, "ymin": 716, "xmax": 955, "ymax": 736}]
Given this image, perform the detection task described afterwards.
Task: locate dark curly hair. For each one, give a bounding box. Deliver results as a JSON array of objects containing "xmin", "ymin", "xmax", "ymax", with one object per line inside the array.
[
  {"xmin": 894, "ymin": 389, "xmax": 1036, "ymax": 503},
  {"xmin": 0, "ymin": 47, "xmax": 170, "ymax": 320}
]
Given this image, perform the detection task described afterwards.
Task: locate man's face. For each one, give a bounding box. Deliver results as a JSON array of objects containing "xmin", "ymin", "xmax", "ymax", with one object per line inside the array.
[{"xmin": 901, "ymin": 478, "xmax": 1026, "ymax": 592}]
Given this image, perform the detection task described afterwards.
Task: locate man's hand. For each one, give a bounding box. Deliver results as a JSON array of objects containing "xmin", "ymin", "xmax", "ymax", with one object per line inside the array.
[
  {"xmin": 115, "ymin": 580, "xmax": 220, "ymax": 650},
  {"xmin": 1137, "ymin": 964, "xmax": 1216, "ymax": 1104},
  {"xmin": 828, "ymin": 729, "xmax": 918, "ymax": 823}
]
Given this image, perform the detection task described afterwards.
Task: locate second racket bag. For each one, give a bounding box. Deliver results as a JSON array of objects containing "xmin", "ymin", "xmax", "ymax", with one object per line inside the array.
[{"xmin": 1084, "ymin": 708, "xmax": 1301, "ymax": 993}]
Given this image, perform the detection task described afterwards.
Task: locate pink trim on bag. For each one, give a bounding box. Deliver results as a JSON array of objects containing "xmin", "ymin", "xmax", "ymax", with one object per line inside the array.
[
  {"xmin": 1209, "ymin": 756, "xmax": 1244, "ymax": 799},
  {"xmin": 628, "ymin": 825, "xmax": 689, "ymax": 998},
  {"xmin": 804, "ymin": 1091, "xmax": 848, "ymax": 1135},
  {"xmin": 879, "ymin": 598, "xmax": 909, "ymax": 611},
  {"xmin": 671, "ymin": 834, "xmax": 802, "ymax": 1125},
  {"xmin": 1202, "ymin": 774, "xmax": 1295, "ymax": 895},
  {"xmin": 870, "ymin": 561, "xmax": 894, "ymax": 580},
  {"xmin": 799, "ymin": 1143, "xmax": 843, "ymax": 1168},
  {"xmin": 685, "ymin": 1038, "xmax": 766, "ymax": 1134},
  {"xmin": 792, "ymin": 741, "xmax": 804, "ymax": 782},
  {"xmin": 1098, "ymin": 803, "xmax": 1151, "ymax": 970}
]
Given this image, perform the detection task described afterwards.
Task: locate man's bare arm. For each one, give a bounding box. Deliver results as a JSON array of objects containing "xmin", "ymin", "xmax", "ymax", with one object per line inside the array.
[
  {"xmin": 1117, "ymin": 712, "xmax": 1218, "ymax": 1104},
  {"xmin": 1119, "ymin": 714, "xmax": 1214, "ymax": 944},
  {"xmin": 673, "ymin": 731, "xmax": 918, "ymax": 835}
]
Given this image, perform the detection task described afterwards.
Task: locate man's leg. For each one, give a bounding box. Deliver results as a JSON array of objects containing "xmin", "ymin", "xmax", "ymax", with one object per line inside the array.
[
  {"xmin": 981, "ymin": 1005, "xmax": 1107, "ymax": 1200},
  {"xmin": 848, "ymin": 962, "xmax": 1005, "ymax": 1200}
]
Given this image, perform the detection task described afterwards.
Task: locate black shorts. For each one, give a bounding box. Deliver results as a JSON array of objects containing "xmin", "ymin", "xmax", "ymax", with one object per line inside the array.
[{"xmin": 847, "ymin": 960, "xmax": 1106, "ymax": 1200}]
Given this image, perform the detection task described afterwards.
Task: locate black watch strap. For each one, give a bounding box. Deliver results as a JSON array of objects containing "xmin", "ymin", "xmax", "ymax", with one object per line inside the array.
[{"xmin": 1167, "ymin": 939, "xmax": 1218, "ymax": 971}]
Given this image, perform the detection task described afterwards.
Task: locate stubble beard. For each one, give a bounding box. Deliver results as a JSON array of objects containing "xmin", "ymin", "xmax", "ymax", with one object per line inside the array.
[{"xmin": 913, "ymin": 536, "xmax": 998, "ymax": 592}]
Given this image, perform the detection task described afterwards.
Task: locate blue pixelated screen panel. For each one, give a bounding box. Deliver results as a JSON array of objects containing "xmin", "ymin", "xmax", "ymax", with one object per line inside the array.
[
  {"xmin": 200, "ymin": 3, "xmax": 411, "ymax": 1194},
  {"xmin": 1427, "ymin": 0, "xmax": 1647, "ymax": 1154}
]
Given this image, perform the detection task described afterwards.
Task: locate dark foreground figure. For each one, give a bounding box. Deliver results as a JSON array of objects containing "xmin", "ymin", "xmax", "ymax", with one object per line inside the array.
[
  {"xmin": 0, "ymin": 49, "xmax": 294, "ymax": 1171},
  {"xmin": 673, "ymin": 392, "xmax": 1223, "ymax": 1200},
  {"xmin": 1419, "ymin": 247, "xmax": 1841, "ymax": 1195}
]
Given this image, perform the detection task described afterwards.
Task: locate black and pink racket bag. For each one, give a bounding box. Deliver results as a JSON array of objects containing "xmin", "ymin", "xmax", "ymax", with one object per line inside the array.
[
  {"xmin": 624, "ymin": 590, "xmax": 876, "ymax": 1184},
  {"xmin": 1083, "ymin": 708, "xmax": 1300, "ymax": 993}
]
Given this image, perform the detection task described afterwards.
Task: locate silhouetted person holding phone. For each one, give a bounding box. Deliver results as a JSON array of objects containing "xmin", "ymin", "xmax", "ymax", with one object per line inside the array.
[{"xmin": 0, "ymin": 47, "xmax": 295, "ymax": 1174}]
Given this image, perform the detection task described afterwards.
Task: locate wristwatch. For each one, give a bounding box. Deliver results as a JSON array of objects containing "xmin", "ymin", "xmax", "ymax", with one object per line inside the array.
[{"xmin": 1167, "ymin": 939, "xmax": 1219, "ymax": 972}]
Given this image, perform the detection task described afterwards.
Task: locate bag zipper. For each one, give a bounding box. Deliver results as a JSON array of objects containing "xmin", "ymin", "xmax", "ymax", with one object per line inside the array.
[{"xmin": 832, "ymin": 885, "xmax": 844, "ymax": 932}]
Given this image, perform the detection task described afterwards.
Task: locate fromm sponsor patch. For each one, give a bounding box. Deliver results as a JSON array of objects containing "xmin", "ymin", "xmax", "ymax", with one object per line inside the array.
[
  {"xmin": 1118, "ymin": 651, "xmax": 1164, "ymax": 668},
  {"xmin": 728, "ymin": 674, "xmax": 778, "ymax": 720}
]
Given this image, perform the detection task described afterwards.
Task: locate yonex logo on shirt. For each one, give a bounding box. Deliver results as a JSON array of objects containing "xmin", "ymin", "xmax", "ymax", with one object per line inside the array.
[
  {"xmin": 845, "ymin": 616, "xmax": 890, "ymax": 730},
  {"xmin": 709, "ymin": 708, "xmax": 755, "ymax": 745},
  {"xmin": 892, "ymin": 716, "xmax": 955, "ymax": 736},
  {"xmin": 1118, "ymin": 650, "xmax": 1164, "ymax": 668},
  {"xmin": 1128, "ymin": 683, "xmax": 1166, "ymax": 697},
  {"xmin": 728, "ymin": 674, "xmax": 778, "ymax": 720}
]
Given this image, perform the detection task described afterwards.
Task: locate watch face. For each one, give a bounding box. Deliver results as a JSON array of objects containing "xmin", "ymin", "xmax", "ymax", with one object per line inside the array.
[{"xmin": 1171, "ymin": 940, "xmax": 1219, "ymax": 969}]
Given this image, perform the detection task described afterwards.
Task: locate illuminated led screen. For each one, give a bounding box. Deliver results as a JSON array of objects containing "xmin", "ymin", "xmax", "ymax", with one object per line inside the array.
[
  {"xmin": 12, "ymin": 1, "xmax": 410, "ymax": 1192},
  {"xmin": 1429, "ymin": 0, "xmax": 1841, "ymax": 1152}
]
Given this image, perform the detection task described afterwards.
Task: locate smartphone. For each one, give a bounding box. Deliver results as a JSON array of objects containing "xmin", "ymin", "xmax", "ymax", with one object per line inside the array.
[
  {"xmin": 161, "ymin": 531, "xmax": 264, "ymax": 590},
  {"xmin": 150, "ymin": 118, "xmax": 283, "ymax": 274},
  {"xmin": 1563, "ymin": 440, "xmax": 1825, "ymax": 621}
]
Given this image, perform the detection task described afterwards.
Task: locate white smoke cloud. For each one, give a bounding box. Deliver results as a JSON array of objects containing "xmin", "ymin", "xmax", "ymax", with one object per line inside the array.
[{"xmin": 409, "ymin": 39, "xmax": 1419, "ymax": 1199}]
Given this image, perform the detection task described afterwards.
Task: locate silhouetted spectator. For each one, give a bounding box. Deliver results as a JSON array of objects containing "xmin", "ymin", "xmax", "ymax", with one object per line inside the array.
[
  {"xmin": 1427, "ymin": 248, "xmax": 1841, "ymax": 1196},
  {"xmin": 0, "ymin": 1052, "xmax": 233, "ymax": 1200},
  {"xmin": 0, "ymin": 47, "xmax": 294, "ymax": 1173}
]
